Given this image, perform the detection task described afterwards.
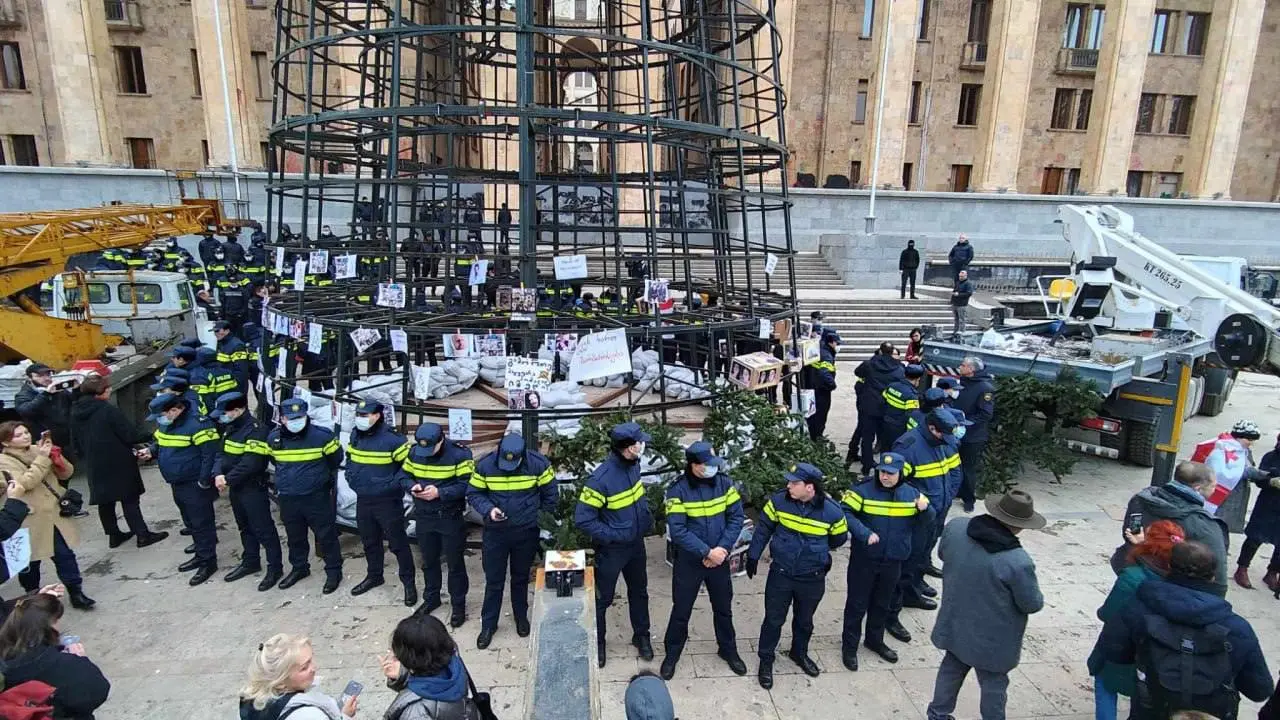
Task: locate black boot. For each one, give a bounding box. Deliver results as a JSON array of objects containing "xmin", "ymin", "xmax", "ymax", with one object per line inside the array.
[
  {"xmin": 403, "ymin": 584, "xmax": 418, "ymax": 607},
  {"xmin": 785, "ymin": 650, "xmax": 820, "ymax": 677},
  {"xmin": 107, "ymin": 532, "xmax": 134, "ymax": 549},
  {"xmin": 258, "ymin": 568, "xmax": 283, "ymax": 592},
  {"xmin": 449, "ymin": 609, "xmax": 466, "ymax": 628},
  {"xmin": 886, "ymin": 619, "xmax": 912, "ymax": 643},
  {"xmin": 180, "ymin": 527, "xmax": 192, "ymax": 537},
  {"xmin": 137, "ymin": 531, "xmax": 168, "ymax": 548},
  {"xmin": 660, "ymin": 654, "xmax": 679, "ymax": 680},
  {"xmin": 350, "ymin": 576, "xmax": 384, "ymax": 596},
  {"xmin": 758, "ymin": 660, "xmax": 774, "ymax": 690},
  {"xmin": 476, "ymin": 627, "xmax": 495, "ymax": 650},
  {"xmin": 183, "ymin": 543, "xmax": 196, "ymax": 555},
  {"xmin": 224, "ymin": 563, "xmax": 261, "ymax": 583},
  {"xmin": 277, "ymin": 567, "xmax": 310, "ymax": 589},
  {"xmin": 719, "ymin": 651, "xmax": 748, "ymax": 676},
  {"xmin": 67, "ymin": 587, "xmax": 96, "ymax": 610},
  {"xmin": 516, "ymin": 617, "xmax": 531, "ymax": 637},
  {"xmin": 632, "ymin": 635, "xmax": 654, "ymax": 661},
  {"xmin": 178, "ymin": 557, "xmax": 203, "ymax": 572},
  {"xmin": 189, "ymin": 565, "xmax": 217, "ymax": 586},
  {"xmin": 842, "ymin": 649, "xmax": 858, "ymax": 671},
  {"xmin": 865, "ymin": 642, "xmax": 899, "ymax": 664},
  {"xmin": 322, "ymin": 575, "xmax": 341, "ymax": 594},
  {"xmin": 597, "ymin": 639, "xmax": 607, "ymax": 668}
]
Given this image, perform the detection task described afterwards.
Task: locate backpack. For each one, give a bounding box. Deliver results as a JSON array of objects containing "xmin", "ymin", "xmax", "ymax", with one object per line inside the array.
[
  {"xmin": 1134, "ymin": 613, "xmax": 1239, "ymax": 720},
  {"xmin": 0, "ymin": 680, "xmax": 56, "ymax": 720},
  {"xmin": 238, "ymin": 693, "xmax": 303, "ymax": 720}
]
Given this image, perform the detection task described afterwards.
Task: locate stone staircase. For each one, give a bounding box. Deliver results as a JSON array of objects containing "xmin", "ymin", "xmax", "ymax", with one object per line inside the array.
[{"xmin": 797, "ymin": 296, "xmax": 957, "ymax": 361}]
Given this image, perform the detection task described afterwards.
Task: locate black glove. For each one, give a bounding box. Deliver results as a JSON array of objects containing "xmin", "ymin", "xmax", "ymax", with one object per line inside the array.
[{"xmin": 745, "ymin": 557, "xmax": 758, "ymax": 579}]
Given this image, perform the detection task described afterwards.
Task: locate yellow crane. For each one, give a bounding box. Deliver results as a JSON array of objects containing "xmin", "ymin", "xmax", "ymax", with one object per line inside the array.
[{"xmin": 0, "ymin": 200, "xmax": 226, "ymax": 368}]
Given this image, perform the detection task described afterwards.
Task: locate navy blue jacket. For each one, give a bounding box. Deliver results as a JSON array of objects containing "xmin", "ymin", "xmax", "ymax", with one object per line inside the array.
[
  {"xmin": 467, "ymin": 448, "xmax": 556, "ymax": 530},
  {"xmin": 664, "ymin": 471, "xmax": 744, "ymax": 558},
  {"xmin": 951, "ymin": 279, "xmax": 975, "ymax": 307},
  {"xmin": 398, "ymin": 440, "xmax": 474, "ymax": 517},
  {"xmin": 953, "ymin": 371, "xmax": 996, "ymax": 443},
  {"xmin": 149, "ymin": 403, "xmax": 219, "ymax": 485},
  {"xmin": 881, "ymin": 380, "xmax": 921, "ymax": 430},
  {"xmin": 855, "ymin": 354, "xmax": 905, "ymax": 416},
  {"xmin": 1099, "ymin": 576, "xmax": 1274, "ymax": 706},
  {"xmin": 265, "ymin": 423, "xmax": 343, "ymax": 496},
  {"xmin": 948, "ymin": 242, "xmax": 974, "ymax": 268},
  {"xmin": 213, "ymin": 414, "xmax": 270, "ymax": 489},
  {"xmin": 841, "ymin": 477, "xmax": 933, "ymax": 562},
  {"xmin": 747, "ymin": 490, "xmax": 848, "ymax": 576},
  {"xmin": 189, "ymin": 354, "xmax": 237, "ymax": 416},
  {"xmin": 806, "ymin": 345, "xmax": 837, "ymax": 392},
  {"xmin": 215, "ymin": 334, "xmax": 250, "ymax": 391},
  {"xmin": 345, "ymin": 421, "xmax": 409, "ymax": 497},
  {"xmin": 575, "ymin": 452, "xmax": 653, "ymax": 545},
  {"xmin": 892, "ymin": 425, "xmax": 958, "ymax": 507},
  {"xmin": 1245, "ymin": 446, "xmax": 1280, "ymax": 545}
]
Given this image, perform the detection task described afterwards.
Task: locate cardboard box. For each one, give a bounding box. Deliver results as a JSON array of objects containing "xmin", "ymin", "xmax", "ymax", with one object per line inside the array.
[
  {"xmin": 728, "ymin": 351, "xmax": 784, "ymax": 390},
  {"xmin": 798, "ymin": 337, "xmax": 820, "ymax": 366}
]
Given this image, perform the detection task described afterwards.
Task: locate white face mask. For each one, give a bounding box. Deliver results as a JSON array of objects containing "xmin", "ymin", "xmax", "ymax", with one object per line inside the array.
[
  {"xmin": 699, "ymin": 465, "xmax": 718, "ymax": 479},
  {"xmin": 631, "ymin": 442, "xmax": 646, "ymax": 458},
  {"xmin": 946, "ymin": 389, "xmax": 960, "ymax": 399},
  {"xmin": 354, "ymin": 416, "xmax": 374, "ymax": 431},
  {"xmin": 285, "ymin": 418, "xmax": 307, "ymax": 433},
  {"xmin": 954, "ymin": 426, "xmax": 967, "ymax": 441}
]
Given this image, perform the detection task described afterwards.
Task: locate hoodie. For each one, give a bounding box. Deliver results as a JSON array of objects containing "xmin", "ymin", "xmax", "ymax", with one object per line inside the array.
[
  {"xmin": 624, "ymin": 675, "xmax": 676, "ymax": 720},
  {"xmin": 1, "ymin": 644, "xmax": 111, "ymax": 719},
  {"xmin": 384, "ymin": 656, "xmax": 472, "ymax": 720},
  {"xmin": 1100, "ymin": 575, "xmax": 1274, "ymax": 708},
  {"xmin": 1110, "ymin": 482, "xmax": 1229, "ymax": 595},
  {"xmin": 855, "ymin": 353, "xmax": 906, "ymax": 416},
  {"xmin": 965, "ymin": 513, "xmax": 1020, "ymax": 553}
]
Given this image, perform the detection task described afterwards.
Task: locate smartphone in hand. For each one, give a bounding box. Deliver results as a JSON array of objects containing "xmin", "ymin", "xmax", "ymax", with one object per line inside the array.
[
  {"xmin": 341, "ymin": 680, "xmax": 363, "ymax": 704},
  {"xmin": 60, "ymin": 634, "xmax": 80, "ymax": 647},
  {"xmin": 1127, "ymin": 513, "xmax": 1144, "ymax": 535}
]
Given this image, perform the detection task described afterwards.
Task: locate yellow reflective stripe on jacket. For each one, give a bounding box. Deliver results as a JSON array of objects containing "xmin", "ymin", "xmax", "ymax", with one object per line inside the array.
[
  {"xmin": 882, "ymin": 388, "xmax": 919, "ymax": 411},
  {"xmin": 579, "ymin": 486, "xmax": 606, "ymax": 508},
  {"xmin": 763, "ymin": 500, "xmax": 846, "ymax": 536},
  {"xmin": 813, "ymin": 361, "xmax": 836, "ymax": 374},
  {"xmin": 273, "ymin": 447, "xmax": 327, "ymax": 462},
  {"xmin": 193, "ymin": 428, "xmax": 219, "ymax": 445},
  {"xmin": 903, "ymin": 454, "xmax": 961, "ymax": 478},
  {"xmin": 347, "ymin": 447, "xmax": 397, "ymax": 465},
  {"xmin": 404, "ymin": 459, "xmax": 474, "ymax": 480},
  {"xmin": 216, "ymin": 352, "xmax": 238, "ymax": 364},
  {"xmin": 665, "ymin": 486, "xmax": 740, "ymax": 517},
  {"xmin": 471, "ymin": 473, "xmax": 540, "ymax": 491},
  {"xmin": 842, "ymin": 490, "xmax": 917, "ymax": 517},
  {"xmin": 155, "ymin": 431, "xmax": 193, "ymax": 448},
  {"xmin": 537, "ymin": 467, "xmax": 554, "ymax": 486},
  {"xmin": 246, "ymin": 439, "xmax": 272, "ymax": 455},
  {"xmin": 223, "ymin": 440, "xmax": 248, "ymax": 455},
  {"xmin": 393, "ymin": 443, "xmax": 410, "ymax": 463},
  {"xmin": 605, "ymin": 481, "xmax": 645, "ymax": 510}
]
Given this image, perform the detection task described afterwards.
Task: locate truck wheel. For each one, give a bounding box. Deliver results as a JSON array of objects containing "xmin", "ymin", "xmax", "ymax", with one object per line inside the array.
[
  {"xmin": 1124, "ymin": 421, "xmax": 1157, "ymax": 467},
  {"xmin": 1198, "ymin": 369, "xmax": 1234, "ymax": 417}
]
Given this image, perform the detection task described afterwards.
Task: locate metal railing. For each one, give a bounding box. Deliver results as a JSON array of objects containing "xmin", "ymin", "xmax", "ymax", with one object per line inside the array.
[
  {"xmin": 961, "ymin": 41, "xmax": 987, "ymax": 69},
  {"xmin": 1057, "ymin": 47, "xmax": 1099, "ymax": 74}
]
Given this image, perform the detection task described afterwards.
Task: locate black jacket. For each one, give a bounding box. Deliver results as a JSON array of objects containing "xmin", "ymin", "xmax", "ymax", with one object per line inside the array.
[
  {"xmin": 1, "ymin": 645, "xmax": 111, "ymax": 719},
  {"xmin": 953, "ymin": 371, "xmax": 996, "ymax": 443},
  {"xmin": 1245, "ymin": 446, "xmax": 1280, "ymax": 545},
  {"xmin": 854, "ymin": 353, "xmax": 905, "ymax": 416},
  {"xmin": 68, "ymin": 395, "xmax": 150, "ymax": 505},
  {"xmin": 14, "ymin": 382, "xmax": 72, "ymax": 443},
  {"xmin": 948, "ymin": 242, "xmax": 974, "ymax": 268},
  {"xmin": 0, "ymin": 498, "xmax": 29, "ymax": 586},
  {"xmin": 951, "ymin": 279, "xmax": 974, "ymax": 307},
  {"xmin": 899, "ymin": 247, "xmax": 920, "ymax": 271}
]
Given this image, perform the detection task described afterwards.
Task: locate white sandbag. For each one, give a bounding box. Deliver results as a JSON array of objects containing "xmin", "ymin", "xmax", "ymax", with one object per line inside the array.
[
  {"xmin": 480, "ymin": 356, "xmax": 507, "ymax": 370},
  {"xmin": 540, "ymin": 389, "xmax": 586, "ymax": 407},
  {"xmin": 549, "ymin": 381, "xmax": 579, "ymax": 393},
  {"xmin": 606, "ymin": 375, "xmax": 625, "ymax": 388}
]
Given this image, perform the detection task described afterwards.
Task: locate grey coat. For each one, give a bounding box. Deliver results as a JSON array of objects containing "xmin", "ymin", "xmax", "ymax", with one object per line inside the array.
[
  {"xmin": 383, "ymin": 691, "xmax": 474, "ymax": 720},
  {"xmin": 931, "ymin": 516, "xmax": 1044, "ymax": 673},
  {"xmin": 1108, "ymin": 481, "xmax": 1229, "ymax": 596}
]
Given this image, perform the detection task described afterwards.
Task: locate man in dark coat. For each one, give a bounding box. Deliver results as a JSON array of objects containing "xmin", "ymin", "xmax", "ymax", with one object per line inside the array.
[
  {"xmin": 67, "ymin": 376, "xmax": 168, "ymax": 549},
  {"xmin": 947, "ymin": 234, "xmax": 973, "ymax": 280},
  {"xmin": 898, "ymin": 240, "xmax": 920, "ymax": 300},
  {"xmin": 1236, "ymin": 433, "xmax": 1280, "ymax": 592},
  {"xmin": 15, "ymin": 363, "xmax": 75, "ymax": 457}
]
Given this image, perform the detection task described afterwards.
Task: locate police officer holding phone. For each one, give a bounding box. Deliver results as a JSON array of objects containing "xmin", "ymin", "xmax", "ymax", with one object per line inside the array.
[{"xmin": 209, "ymin": 392, "xmax": 283, "ymax": 591}]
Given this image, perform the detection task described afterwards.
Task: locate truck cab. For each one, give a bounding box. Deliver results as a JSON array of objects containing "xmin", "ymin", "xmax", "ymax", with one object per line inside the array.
[{"xmin": 39, "ymin": 270, "xmax": 215, "ymax": 347}]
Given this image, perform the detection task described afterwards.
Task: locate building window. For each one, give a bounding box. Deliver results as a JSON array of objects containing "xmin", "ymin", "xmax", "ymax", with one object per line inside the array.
[
  {"xmin": 1063, "ymin": 4, "xmax": 1087, "ymax": 48},
  {"xmin": 1075, "ymin": 89, "xmax": 1092, "ymax": 130},
  {"xmin": 201, "ymin": 140, "xmax": 209, "ymax": 166},
  {"xmin": 908, "ymin": 81, "xmax": 922, "ymax": 124},
  {"xmin": 261, "ymin": 142, "xmax": 276, "ymax": 172},
  {"xmin": 190, "ymin": 49, "xmax": 201, "ymax": 97},
  {"xmin": 1041, "ymin": 167, "xmax": 1064, "ymax": 194},
  {"xmin": 1136, "ymin": 93, "xmax": 1158, "ymax": 133},
  {"xmin": 1086, "ymin": 6, "xmax": 1105, "ymax": 49},
  {"xmin": 1168, "ymin": 94, "xmax": 1194, "ymax": 135},
  {"xmin": 850, "ymin": 160, "xmax": 862, "ymax": 186},
  {"xmin": 951, "ymin": 164, "xmax": 972, "ymax": 192},
  {"xmin": 114, "ymin": 46, "xmax": 147, "ymax": 94},
  {"xmin": 9, "ymin": 135, "xmax": 37, "ymax": 166},
  {"xmin": 1065, "ymin": 168, "xmax": 1081, "ymax": 194},
  {"xmin": 902, "ymin": 162, "xmax": 913, "ymax": 190},
  {"xmin": 1050, "ymin": 88, "xmax": 1075, "ymax": 130},
  {"xmin": 1, "ymin": 42, "xmax": 26, "ymax": 90},
  {"xmin": 1182, "ymin": 12, "xmax": 1209, "ymax": 55},
  {"xmin": 967, "ymin": 0, "xmax": 991, "ymax": 43},
  {"xmin": 957, "ymin": 83, "xmax": 981, "ymax": 126},
  {"xmin": 854, "ymin": 79, "xmax": 868, "ymax": 124},
  {"xmin": 574, "ymin": 0, "xmax": 587, "ymax": 19},
  {"xmin": 1126, "ymin": 170, "xmax": 1148, "ymax": 197},
  {"xmin": 861, "ymin": 0, "xmax": 875, "ymax": 37},
  {"xmin": 126, "ymin": 137, "xmax": 155, "ymax": 169},
  {"xmin": 1151, "ymin": 10, "xmax": 1172, "ymax": 53},
  {"xmin": 252, "ymin": 51, "xmax": 269, "ymax": 100},
  {"xmin": 1153, "ymin": 172, "xmax": 1182, "ymax": 197},
  {"xmin": 917, "ymin": 0, "xmax": 930, "ymax": 40}
]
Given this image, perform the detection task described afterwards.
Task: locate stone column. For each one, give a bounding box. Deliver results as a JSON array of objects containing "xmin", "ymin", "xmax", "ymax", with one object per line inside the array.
[
  {"xmin": 40, "ymin": 0, "xmax": 122, "ymax": 165},
  {"xmin": 1183, "ymin": 0, "xmax": 1265, "ymax": 199},
  {"xmin": 1079, "ymin": 0, "xmax": 1155, "ymax": 195},
  {"xmin": 860, "ymin": 0, "xmax": 918, "ymax": 189},
  {"xmin": 973, "ymin": 0, "xmax": 1041, "ymax": 192},
  {"xmin": 192, "ymin": 0, "xmax": 263, "ymax": 169}
]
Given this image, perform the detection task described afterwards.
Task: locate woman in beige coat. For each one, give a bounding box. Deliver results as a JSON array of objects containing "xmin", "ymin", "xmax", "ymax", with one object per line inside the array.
[{"xmin": 0, "ymin": 420, "xmax": 95, "ymax": 609}]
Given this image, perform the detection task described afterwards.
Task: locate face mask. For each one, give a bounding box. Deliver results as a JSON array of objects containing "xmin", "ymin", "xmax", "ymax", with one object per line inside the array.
[
  {"xmin": 285, "ymin": 418, "xmax": 307, "ymax": 433},
  {"xmin": 354, "ymin": 416, "xmax": 374, "ymax": 431},
  {"xmin": 217, "ymin": 413, "xmax": 235, "ymax": 425},
  {"xmin": 632, "ymin": 442, "xmax": 646, "ymax": 458},
  {"xmin": 214, "ymin": 253, "xmax": 225, "ymax": 260},
  {"xmin": 946, "ymin": 389, "xmax": 960, "ymax": 399},
  {"xmin": 953, "ymin": 426, "xmax": 967, "ymax": 441},
  {"xmin": 156, "ymin": 415, "xmax": 174, "ymax": 427},
  {"xmin": 699, "ymin": 465, "xmax": 719, "ymax": 479}
]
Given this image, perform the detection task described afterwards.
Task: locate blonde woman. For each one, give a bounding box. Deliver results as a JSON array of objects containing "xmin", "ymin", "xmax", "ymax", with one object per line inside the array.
[{"xmin": 239, "ymin": 634, "xmax": 358, "ymax": 719}]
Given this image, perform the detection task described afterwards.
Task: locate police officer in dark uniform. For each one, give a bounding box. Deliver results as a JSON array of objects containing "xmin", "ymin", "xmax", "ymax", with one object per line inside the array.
[
  {"xmin": 217, "ymin": 266, "xmax": 253, "ymax": 332},
  {"xmin": 467, "ymin": 433, "xmax": 557, "ymax": 649},
  {"xmin": 190, "ymin": 347, "xmax": 238, "ymax": 417},
  {"xmin": 266, "ymin": 398, "xmax": 345, "ymax": 593},
  {"xmin": 197, "ymin": 233, "xmax": 221, "ymax": 266},
  {"xmin": 660, "ymin": 441, "xmax": 747, "ymax": 679},
  {"xmin": 213, "ymin": 320, "xmax": 250, "ymax": 393},
  {"xmin": 347, "ymin": 400, "xmax": 416, "ymax": 606},
  {"xmin": 210, "ymin": 392, "xmax": 283, "ymax": 591},
  {"xmin": 399, "ymin": 423, "xmax": 474, "ymax": 627},
  {"xmin": 803, "ymin": 329, "xmax": 840, "ymax": 440},
  {"xmin": 851, "ymin": 343, "xmax": 907, "ymax": 474},
  {"xmin": 243, "ymin": 235, "xmax": 268, "ymax": 288},
  {"xmin": 575, "ymin": 422, "xmax": 655, "ymax": 667},
  {"xmin": 160, "ymin": 237, "xmax": 195, "ymax": 271},
  {"xmin": 953, "ymin": 357, "xmax": 996, "ymax": 513},
  {"xmin": 746, "ymin": 463, "xmax": 848, "ymax": 689},
  {"xmin": 839, "ymin": 451, "xmax": 933, "ymax": 670},
  {"xmin": 906, "ymin": 387, "xmax": 949, "ymax": 432},
  {"xmin": 143, "ymin": 393, "xmax": 220, "ymax": 585},
  {"xmin": 222, "ymin": 232, "xmax": 247, "ymax": 266},
  {"xmin": 880, "ymin": 364, "xmax": 925, "ymax": 450},
  {"xmin": 149, "ymin": 370, "xmax": 203, "ymax": 420}
]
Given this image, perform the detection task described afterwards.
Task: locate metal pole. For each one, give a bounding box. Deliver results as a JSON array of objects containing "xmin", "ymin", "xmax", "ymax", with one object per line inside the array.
[
  {"xmin": 865, "ymin": 0, "xmax": 892, "ymax": 234},
  {"xmin": 516, "ymin": 0, "xmax": 537, "ymax": 441},
  {"xmin": 211, "ymin": 0, "xmax": 244, "ymax": 203}
]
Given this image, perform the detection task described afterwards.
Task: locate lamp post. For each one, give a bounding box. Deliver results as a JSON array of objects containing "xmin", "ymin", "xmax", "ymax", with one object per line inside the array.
[{"xmin": 865, "ymin": 0, "xmax": 892, "ymax": 235}]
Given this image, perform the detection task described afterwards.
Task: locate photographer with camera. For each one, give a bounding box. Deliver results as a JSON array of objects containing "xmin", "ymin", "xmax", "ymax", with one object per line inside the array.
[{"xmin": 15, "ymin": 364, "xmax": 76, "ymax": 465}]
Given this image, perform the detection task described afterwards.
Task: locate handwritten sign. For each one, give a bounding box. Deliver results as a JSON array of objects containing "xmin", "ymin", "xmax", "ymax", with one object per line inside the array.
[
  {"xmin": 2, "ymin": 528, "xmax": 30, "ymax": 579},
  {"xmin": 349, "ymin": 327, "xmax": 382, "ymax": 354},
  {"xmin": 292, "ymin": 259, "xmax": 307, "ymax": 290},
  {"xmin": 553, "ymin": 254, "xmax": 588, "ymax": 280},
  {"xmin": 569, "ymin": 329, "xmax": 631, "ymax": 382},
  {"xmin": 333, "ymin": 254, "xmax": 357, "ymax": 280},
  {"xmin": 274, "ymin": 247, "xmax": 286, "ymax": 276},
  {"xmin": 308, "ymin": 250, "xmax": 330, "ymax": 274},
  {"xmin": 448, "ymin": 408, "xmax": 473, "ymax": 441},
  {"xmin": 410, "ymin": 364, "xmax": 431, "ymax": 400},
  {"xmin": 506, "ymin": 356, "xmax": 553, "ymax": 391},
  {"xmin": 307, "ymin": 322, "xmax": 324, "ymax": 354},
  {"xmin": 390, "ymin": 328, "xmax": 408, "ymax": 355},
  {"xmin": 469, "ymin": 259, "xmax": 489, "ymax": 287},
  {"xmin": 764, "ymin": 253, "xmax": 778, "ymax": 276},
  {"xmin": 376, "ymin": 283, "xmax": 406, "ymax": 309}
]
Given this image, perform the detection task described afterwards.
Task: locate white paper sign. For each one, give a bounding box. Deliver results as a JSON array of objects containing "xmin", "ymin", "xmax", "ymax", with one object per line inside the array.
[
  {"xmin": 506, "ymin": 356, "xmax": 553, "ymax": 390},
  {"xmin": 448, "ymin": 408, "xmax": 473, "ymax": 441},
  {"xmin": 569, "ymin": 329, "xmax": 631, "ymax": 382},
  {"xmin": 308, "ymin": 250, "xmax": 330, "ymax": 274},
  {"xmin": 800, "ymin": 389, "xmax": 816, "ymax": 418},
  {"xmin": 292, "ymin": 259, "xmax": 307, "ymax": 290},
  {"xmin": 263, "ymin": 376, "xmax": 275, "ymax": 403},
  {"xmin": 349, "ymin": 327, "xmax": 382, "ymax": 354},
  {"xmin": 274, "ymin": 247, "xmax": 286, "ymax": 276},
  {"xmin": 764, "ymin": 253, "xmax": 779, "ymax": 276},
  {"xmin": 2, "ymin": 528, "xmax": 30, "ymax": 579},
  {"xmin": 334, "ymin": 254, "xmax": 358, "ymax": 280},
  {"xmin": 758, "ymin": 318, "xmax": 771, "ymax": 339},
  {"xmin": 410, "ymin": 364, "xmax": 431, "ymax": 400},
  {"xmin": 443, "ymin": 333, "xmax": 474, "ymax": 358},
  {"xmin": 390, "ymin": 329, "xmax": 408, "ymax": 355},
  {"xmin": 553, "ymin": 254, "xmax": 588, "ymax": 280},
  {"xmin": 469, "ymin": 259, "xmax": 489, "ymax": 287},
  {"xmin": 376, "ymin": 283, "xmax": 406, "ymax": 309},
  {"xmin": 307, "ymin": 322, "xmax": 324, "ymax": 354}
]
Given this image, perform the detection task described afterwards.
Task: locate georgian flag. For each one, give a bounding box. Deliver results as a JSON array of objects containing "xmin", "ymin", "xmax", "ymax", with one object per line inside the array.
[{"xmin": 1190, "ymin": 432, "xmax": 1248, "ymax": 512}]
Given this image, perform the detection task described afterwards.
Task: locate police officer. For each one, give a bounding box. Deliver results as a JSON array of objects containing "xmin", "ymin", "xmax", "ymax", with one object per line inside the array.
[
  {"xmin": 880, "ymin": 364, "xmax": 925, "ymax": 450},
  {"xmin": 217, "ymin": 266, "xmax": 253, "ymax": 332},
  {"xmin": 266, "ymin": 398, "xmax": 345, "ymax": 593},
  {"xmin": 243, "ymin": 236, "xmax": 268, "ymax": 288},
  {"xmin": 346, "ymin": 400, "xmax": 416, "ymax": 605},
  {"xmin": 160, "ymin": 237, "xmax": 195, "ymax": 272},
  {"xmin": 575, "ymin": 422, "xmax": 655, "ymax": 666},
  {"xmin": 214, "ymin": 320, "xmax": 250, "ymax": 393},
  {"xmin": 906, "ymin": 387, "xmax": 949, "ymax": 432},
  {"xmin": 746, "ymin": 463, "xmax": 848, "ymax": 689},
  {"xmin": 223, "ymin": 232, "xmax": 247, "ymax": 266},
  {"xmin": 142, "ymin": 394, "xmax": 220, "ymax": 585},
  {"xmin": 205, "ymin": 245, "xmax": 230, "ymax": 288},
  {"xmin": 953, "ymin": 356, "xmax": 996, "ymax": 513},
  {"xmin": 149, "ymin": 370, "xmax": 203, "ymax": 419},
  {"xmin": 399, "ymin": 423, "xmax": 474, "ymax": 627},
  {"xmin": 852, "ymin": 343, "xmax": 907, "ymax": 474},
  {"xmin": 190, "ymin": 347, "xmax": 238, "ymax": 417},
  {"xmin": 453, "ymin": 236, "xmax": 477, "ymax": 307},
  {"xmin": 660, "ymin": 441, "xmax": 747, "ymax": 680},
  {"xmin": 197, "ymin": 232, "xmax": 221, "ymax": 266},
  {"xmin": 935, "ymin": 376, "xmax": 963, "ymax": 403},
  {"xmin": 210, "ymin": 392, "xmax": 283, "ymax": 591},
  {"xmin": 839, "ymin": 452, "xmax": 933, "ymax": 671},
  {"xmin": 467, "ymin": 433, "xmax": 556, "ymax": 649},
  {"xmin": 803, "ymin": 329, "xmax": 840, "ymax": 441}
]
